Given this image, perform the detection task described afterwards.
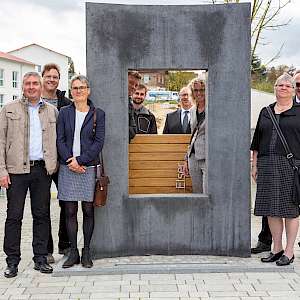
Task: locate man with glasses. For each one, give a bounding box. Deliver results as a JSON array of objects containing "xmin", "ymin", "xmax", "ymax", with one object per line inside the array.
[
  {"xmin": 132, "ymin": 84, "xmax": 157, "ymax": 134},
  {"xmin": 0, "ymin": 72, "xmax": 58, "ymax": 277},
  {"xmin": 163, "ymin": 86, "xmax": 192, "ymax": 134},
  {"xmin": 41, "ymin": 63, "xmax": 71, "ymax": 263},
  {"xmin": 293, "ymin": 70, "xmax": 300, "ymax": 104}
]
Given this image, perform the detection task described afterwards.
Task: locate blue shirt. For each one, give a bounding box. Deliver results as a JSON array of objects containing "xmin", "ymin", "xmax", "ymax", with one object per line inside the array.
[{"xmin": 28, "ymin": 99, "xmax": 44, "ymax": 161}]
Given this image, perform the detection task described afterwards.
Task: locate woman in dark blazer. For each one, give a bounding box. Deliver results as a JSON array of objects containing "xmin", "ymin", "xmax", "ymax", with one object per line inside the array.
[{"xmin": 57, "ymin": 75, "xmax": 105, "ymax": 268}]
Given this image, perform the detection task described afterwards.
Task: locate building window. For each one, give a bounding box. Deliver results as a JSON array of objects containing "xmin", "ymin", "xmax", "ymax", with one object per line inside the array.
[
  {"xmin": 0, "ymin": 94, "xmax": 4, "ymax": 108},
  {"xmin": 0, "ymin": 69, "xmax": 4, "ymax": 86},
  {"xmin": 36, "ymin": 65, "xmax": 42, "ymax": 73},
  {"xmin": 12, "ymin": 71, "xmax": 18, "ymax": 88},
  {"xmin": 13, "ymin": 95, "xmax": 18, "ymax": 100}
]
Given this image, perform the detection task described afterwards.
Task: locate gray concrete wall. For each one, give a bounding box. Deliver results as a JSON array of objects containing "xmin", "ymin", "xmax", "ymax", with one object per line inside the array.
[{"xmin": 86, "ymin": 3, "xmax": 251, "ymax": 257}]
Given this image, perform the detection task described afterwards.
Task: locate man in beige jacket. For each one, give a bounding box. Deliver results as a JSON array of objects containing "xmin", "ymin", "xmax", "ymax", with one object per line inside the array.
[{"xmin": 0, "ymin": 72, "xmax": 58, "ymax": 278}]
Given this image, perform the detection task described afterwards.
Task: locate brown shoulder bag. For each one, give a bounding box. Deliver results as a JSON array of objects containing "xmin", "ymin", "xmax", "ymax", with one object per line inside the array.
[{"xmin": 92, "ymin": 109, "xmax": 110, "ymax": 207}]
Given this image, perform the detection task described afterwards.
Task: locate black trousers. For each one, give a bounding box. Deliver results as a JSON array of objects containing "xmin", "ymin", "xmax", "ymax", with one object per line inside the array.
[
  {"xmin": 258, "ymin": 216, "xmax": 272, "ymax": 246},
  {"xmin": 47, "ymin": 171, "xmax": 70, "ymax": 254},
  {"xmin": 4, "ymin": 166, "xmax": 51, "ymax": 265}
]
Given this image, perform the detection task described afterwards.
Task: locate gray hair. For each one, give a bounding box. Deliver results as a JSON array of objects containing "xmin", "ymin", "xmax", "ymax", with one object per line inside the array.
[
  {"xmin": 22, "ymin": 71, "xmax": 42, "ymax": 86},
  {"xmin": 188, "ymin": 77, "xmax": 206, "ymax": 103},
  {"xmin": 70, "ymin": 75, "xmax": 90, "ymax": 88},
  {"xmin": 274, "ymin": 73, "xmax": 294, "ymax": 88}
]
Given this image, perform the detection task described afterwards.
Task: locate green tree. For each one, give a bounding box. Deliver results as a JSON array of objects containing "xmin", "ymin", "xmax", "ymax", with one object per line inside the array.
[{"xmin": 165, "ymin": 71, "xmax": 198, "ymax": 92}]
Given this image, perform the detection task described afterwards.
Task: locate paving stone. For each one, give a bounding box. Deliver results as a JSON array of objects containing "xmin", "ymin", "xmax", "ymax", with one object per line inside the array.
[
  {"xmin": 120, "ymin": 285, "xmax": 139, "ymax": 292},
  {"xmin": 140, "ymin": 284, "xmax": 178, "ymax": 292},
  {"xmin": 90, "ymin": 292, "xmax": 129, "ymax": 298},
  {"xmin": 253, "ymin": 283, "xmax": 293, "ymax": 291},
  {"xmin": 62, "ymin": 286, "xmax": 83, "ymax": 293},
  {"xmin": 69, "ymin": 294, "xmax": 91, "ymax": 300},
  {"xmin": 208, "ymin": 291, "xmax": 248, "ymax": 297},
  {"xmin": 25, "ymin": 287, "xmax": 64, "ymax": 294},
  {"xmin": 30, "ymin": 294, "xmax": 70, "ymax": 299},
  {"xmin": 149, "ymin": 291, "xmax": 188, "ymax": 297}
]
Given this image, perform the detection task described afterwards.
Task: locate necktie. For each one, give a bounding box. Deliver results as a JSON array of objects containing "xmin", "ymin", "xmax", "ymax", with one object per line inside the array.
[{"xmin": 182, "ymin": 110, "xmax": 189, "ymax": 133}]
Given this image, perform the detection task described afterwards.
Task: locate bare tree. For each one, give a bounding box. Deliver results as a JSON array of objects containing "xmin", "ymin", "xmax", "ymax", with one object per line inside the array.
[{"xmin": 209, "ymin": 0, "xmax": 291, "ymax": 64}]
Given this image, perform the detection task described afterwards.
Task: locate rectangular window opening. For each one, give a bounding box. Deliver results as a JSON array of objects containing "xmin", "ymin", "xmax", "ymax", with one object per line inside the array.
[{"xmin": 128, "ymin": 69, "xmax": 208, "ymax": 195}]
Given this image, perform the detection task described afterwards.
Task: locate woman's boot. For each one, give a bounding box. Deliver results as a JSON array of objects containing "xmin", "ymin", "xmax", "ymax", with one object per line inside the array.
[
  {"xmin": 62, "ymin": 248, "xmax": 80, "ymax": 268},
  {"xmin": 81, "ymin": 248, "xmax": 93, "ymax": 268}
]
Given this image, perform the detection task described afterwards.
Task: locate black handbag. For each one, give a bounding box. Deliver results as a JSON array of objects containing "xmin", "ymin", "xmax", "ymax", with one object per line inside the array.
[{"xmin": 266, "ymin": 105, "xmax": 300, "ymax": 206}]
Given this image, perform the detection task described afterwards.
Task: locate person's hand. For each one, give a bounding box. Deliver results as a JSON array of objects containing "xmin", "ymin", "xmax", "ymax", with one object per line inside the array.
[
  {"xmin": 66, "ymin": 157, "xmax": 86, "ymax": 174},
  {"xmin": 183, "ymin": 161, "xmax": 189, "ymax": 176},
  {"xmin": 0, "ymin": 175, "xmax": 11, "ymax": 189},
  {"xmin": 251, "ymin": 165, "xmax": 257, "ymax": 182}
]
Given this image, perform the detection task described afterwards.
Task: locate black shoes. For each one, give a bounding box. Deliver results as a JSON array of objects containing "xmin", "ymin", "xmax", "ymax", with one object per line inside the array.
[
  {"xmin": 4, "ymin": 264, "xmax": 18, "ymax": 278},
  {"xmin": 276, "ymin": 255, "xmax": 294, "ymax": 266},
  {"xmin": 34, "ymin": 262, "xmax": 53, "ymax": 274},
  {"xmin": 62, "ymin": 248, "xmax": 80, "ymax": 268},
  {"xmin": 251, "ymin": 241, "xmax": 271, "ymax": 254},
  {"xmin": 81, "ymin": 248, "xmax": 93, "ymax": 268},
  {"xmin": 261, "ymin": 250, "xmax": 284, "ymax": 263}
]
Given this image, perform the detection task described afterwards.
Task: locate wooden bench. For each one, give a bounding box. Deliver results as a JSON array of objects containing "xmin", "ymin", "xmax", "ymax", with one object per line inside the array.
[{"xmin": 129, "ymin": 134, "xmax": 192, "ymax": 194}]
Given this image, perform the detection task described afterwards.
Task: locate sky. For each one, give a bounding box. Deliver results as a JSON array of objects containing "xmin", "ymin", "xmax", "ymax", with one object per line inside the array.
[{"xmin": 1, "ymin": 0, "xmax": 299, "ymax": 74}]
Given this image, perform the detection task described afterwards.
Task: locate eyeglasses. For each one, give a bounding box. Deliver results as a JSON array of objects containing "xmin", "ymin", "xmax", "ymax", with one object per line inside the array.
[
  {"xmin": 296, "ymin": 82, "xmax": 300, "ymax": 88},
  {"xmin": 71, "ymin": 86, "xmax": 88, "ymax": 91},
  {"xmin": 44, "ymin": 75, "xmax": 59, "ymax": 80},
  {"xmin": 276, "ymin": 84, "xmax": 293, "ymax": 89},
  {"xmin": 193, "ymin": 89, "xmax": 205, "ymax": 93}
]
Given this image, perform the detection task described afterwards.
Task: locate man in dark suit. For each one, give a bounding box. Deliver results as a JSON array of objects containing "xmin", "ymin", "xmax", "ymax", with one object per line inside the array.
[{"xmin": 163, "ymin": 87, "xmax": 192, "ymax": 134}]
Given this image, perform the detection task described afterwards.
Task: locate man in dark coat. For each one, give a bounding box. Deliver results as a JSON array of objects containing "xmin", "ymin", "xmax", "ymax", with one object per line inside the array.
[
  {"xmin": 132, "ymin": 84, "xmax": 157, "ymax": 134},
  {"xmin": 128, "ymin": 71, "xmax": 141, "ymax": 141},
  {"xmin": 41, "ymin": 63, "xmax": 72, "ymax": 263},
  {"xmin": 163, "ymin": 86, "xmax": 192, "ymax": 134}
]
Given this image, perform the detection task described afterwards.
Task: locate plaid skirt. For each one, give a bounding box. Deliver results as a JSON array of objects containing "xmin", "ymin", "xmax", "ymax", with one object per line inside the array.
[
  {"xmin": 254, "ymin": 155, "xmax": 300, "ymax": 218},
  {"xmin": 58, "ymin": 164, "xmax": 96, "ymax": 202}
]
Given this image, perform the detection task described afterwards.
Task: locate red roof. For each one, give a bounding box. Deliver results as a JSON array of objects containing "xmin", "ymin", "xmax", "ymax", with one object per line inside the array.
[{"xmin": 0, "ymin": 51, "xmax": 35, "ymax": 65}]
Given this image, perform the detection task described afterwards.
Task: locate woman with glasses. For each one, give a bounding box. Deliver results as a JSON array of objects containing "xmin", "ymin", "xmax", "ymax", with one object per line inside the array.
[
  {"xmin": 183, "ymin": 77, "xmax": 206, "ymax": 193},
  {"xmin": 251, "ymin": 73, "xmax": 300, "ymax": 266},
  {"xmin": 57, "ymin": 75, "xmax": 105, "ymax": 268}
]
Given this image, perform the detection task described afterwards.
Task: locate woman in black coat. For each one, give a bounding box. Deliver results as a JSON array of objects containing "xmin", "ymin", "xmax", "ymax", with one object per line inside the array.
[
  {"xmin": 57, "ymin": 75, "xmax": 105, "ymax": 268},
  {"xmin": 251, "ymin": 73, "xmax": 300, "ymax": 266}
]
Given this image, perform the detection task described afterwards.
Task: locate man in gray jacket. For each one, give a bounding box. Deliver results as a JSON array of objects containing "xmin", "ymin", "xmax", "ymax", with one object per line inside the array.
[{"xmin": 0, "ymin": 72, "xmax": 58, "ymax": 278}]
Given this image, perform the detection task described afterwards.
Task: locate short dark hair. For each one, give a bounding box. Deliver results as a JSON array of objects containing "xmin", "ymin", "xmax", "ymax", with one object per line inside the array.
[
  {"xmin": 128, "ymin": 70, "xmax": 141, "ymax": 80},
  {"xmin": 135, "ymin": 83, "xmax": 148, "ymax": 94},
  {"xmin": 42, "ymin": 63, "xmax": 61, "ymax": 78}
]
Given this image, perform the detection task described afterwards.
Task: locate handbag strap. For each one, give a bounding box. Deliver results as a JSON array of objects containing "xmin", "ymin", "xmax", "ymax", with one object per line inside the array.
[
  {"xmin": 92, "ymin": 109, "xmax": 106, "ymax": 178},
  {"xmin": 266, "ymin": 105, "xmax": 297, "ymax": 169}
]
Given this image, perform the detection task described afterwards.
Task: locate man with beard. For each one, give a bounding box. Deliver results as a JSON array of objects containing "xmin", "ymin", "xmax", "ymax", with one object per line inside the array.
[
  {"xmin": 41, "ymin": 63, "xmax": 71, "ymax": 263},
  {"xmin": 128, "ymin": 71, "xmax": 141, "ymax": 141},
  {"xmin": 132, "ymin": 84, "xmax": 157, "ymax": 134},
  {"xmin": 163, "ymin": 86, "xmax": 192, "ymax": 134}
]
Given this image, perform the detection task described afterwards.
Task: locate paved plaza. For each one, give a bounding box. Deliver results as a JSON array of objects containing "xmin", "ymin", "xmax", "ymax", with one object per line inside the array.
[{"xmin": 1, "ymin": 193, "xmax": 300, "ymax": 299}]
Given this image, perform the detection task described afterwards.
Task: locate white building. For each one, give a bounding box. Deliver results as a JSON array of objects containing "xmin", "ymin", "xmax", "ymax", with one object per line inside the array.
[
  {"xmin": 0, "ymin": 51, "xmax": 36, "ymax": 107},
  {"xmin": 8, "ymin": 44, "xmax": 70, "ymax": 94}
]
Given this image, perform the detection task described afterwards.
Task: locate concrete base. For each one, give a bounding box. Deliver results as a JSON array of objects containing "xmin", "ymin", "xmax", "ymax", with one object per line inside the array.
[{"xmin": 53, "ymin": 255, "xmax": 294, "ymax": 277}]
